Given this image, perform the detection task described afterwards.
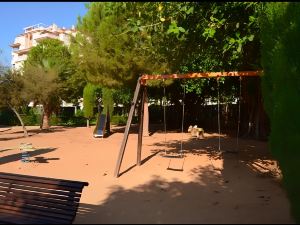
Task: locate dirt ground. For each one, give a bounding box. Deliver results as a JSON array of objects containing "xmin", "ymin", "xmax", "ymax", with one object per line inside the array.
[{"xmin": 0, "ymin": 125, "xmax": 295, "ymax": 224}]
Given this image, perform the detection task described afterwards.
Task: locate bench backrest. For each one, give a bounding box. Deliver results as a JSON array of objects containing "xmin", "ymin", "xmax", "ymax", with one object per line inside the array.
[{"xmin": 0, "ymin": 172, "xmax": 89, "ymax": 224}]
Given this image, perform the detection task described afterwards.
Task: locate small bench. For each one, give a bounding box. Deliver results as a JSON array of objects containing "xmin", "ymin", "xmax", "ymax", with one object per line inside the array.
[{"xmin": 0, "ymin": 172, "xmax": 89, "ymax": 224}]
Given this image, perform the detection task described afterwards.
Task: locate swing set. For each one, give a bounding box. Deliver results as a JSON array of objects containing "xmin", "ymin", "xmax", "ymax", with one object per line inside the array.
[{"xmin": 114, "ymin": 71, "xmax": 262, "ymax": 178}]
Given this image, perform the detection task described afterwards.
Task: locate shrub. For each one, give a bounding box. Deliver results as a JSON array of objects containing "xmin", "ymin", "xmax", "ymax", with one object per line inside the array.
[
  {"xmin": 260, "ymin": 2, "xmax": 300, "ymax": 222},
  {"xmin": 111, "ymin": 115, "xmax": 128, "ymax": 126}
]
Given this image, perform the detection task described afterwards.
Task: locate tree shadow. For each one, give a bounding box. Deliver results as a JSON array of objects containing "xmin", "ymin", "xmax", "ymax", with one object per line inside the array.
[
  {"xmin": 118, "ymin": 150, "xmax": 162, "ymax": 177},
  {"xmin": 0, "ymin": 148, "xmax": 57, "ymax": 165},
  {"xmin": 149, "ymin": 134, "xmax": 276, "ymax": 170},
  {"xmin": 30, "ymin": 156, "xmax": 60, "ymax": 164},
  {"xmin": 0, "ymin": 127, "xmax": 69, "ymax": 141},
  {"xmin": 75, "ymin": 163, "xmax": 292, "ymax": 223},
  {"xmin": 110, "ymin": 124, "xmax": 139, "ymax": 135},
  {"xmin": 0, "ymin": 148, "xmax": 13, "ymax": 154},
  {"xmin": 117, "ymin": 133, "xmax": 277, "ymax": 178},
  {"xmin": 0, "ymin": 128, "xmax": 12, "ymax": 132},
  {"xmin": 78, "ymin": 133, "xmax": 294, "ymax": 223}
]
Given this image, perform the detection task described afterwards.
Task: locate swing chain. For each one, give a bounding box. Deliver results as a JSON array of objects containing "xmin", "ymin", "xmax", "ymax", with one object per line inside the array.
[
  {"xmin": 180, "ymin": 80, "xmax": 186, "ymax": 158},
  {"xmin": 236, "ymin": 76, "xmax": 242, "ymax": 151},
  {"xmin": 217, "ymin": 77, "xmax": 221, "ymax": 151},
  {"xmin": 163, "ymin": 79, "xmax": 167, "ymax": 155}
]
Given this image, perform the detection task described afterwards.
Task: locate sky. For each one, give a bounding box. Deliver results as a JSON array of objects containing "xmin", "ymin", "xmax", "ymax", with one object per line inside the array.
[{"xmin": 0, "ymin": 2, "xmax": 88, "ymax": 67}]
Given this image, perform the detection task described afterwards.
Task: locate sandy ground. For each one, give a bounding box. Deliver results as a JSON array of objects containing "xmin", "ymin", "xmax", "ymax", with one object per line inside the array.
[{"xmin": 0, "ymin": 125, "xmax": 295, "ymax": 224}]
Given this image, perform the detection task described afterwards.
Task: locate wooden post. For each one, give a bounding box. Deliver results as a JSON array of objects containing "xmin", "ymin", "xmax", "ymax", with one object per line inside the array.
[
  {"xmin": 114, "ymin": 78, "xmax": 142, "ymax": 177},
  {"xmin": 137, "ymin": 86, "xmax": 146, "ymax": 166},
  {"xmin": 143, "ymin": 88, "xmax": 149, "ymax": 137}
]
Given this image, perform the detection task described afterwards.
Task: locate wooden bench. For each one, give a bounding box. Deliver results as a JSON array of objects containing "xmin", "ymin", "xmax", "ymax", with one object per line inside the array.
[{"xmin": 0, "ymin": 172, "xmax": 89, "ymax": 224}]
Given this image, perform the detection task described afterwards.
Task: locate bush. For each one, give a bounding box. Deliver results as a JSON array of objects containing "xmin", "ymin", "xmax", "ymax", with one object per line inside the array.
[
  {"xmin": 111, "ymin": 115, "xmax": 128, "ymax": 126},
  {"xmin": 0, "ymin": 107, "xmax": 18, "ymax": 125},
  {"xmin": 75, "ymin": 108, "xmax": 84, "ymax": 117},
  {"xmin": 260, "ymin": 3, "xmax": 300, "ymax": 222},
  {"xmin": 50, "ymin": 114, "xmax": 62, "ymax": 126},
  {"xmin": 21, "ymin": 108, "xmax": 42, "ymax": 126}
]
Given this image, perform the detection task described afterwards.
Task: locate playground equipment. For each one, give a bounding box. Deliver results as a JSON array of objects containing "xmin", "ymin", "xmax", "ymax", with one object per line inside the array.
[
  {"xmin": 114, "ymin": 71, "xmax": 262, "ymax": 177},
  {"xmin": 20, "ymin": 143, "xmax": 35, "ymax": 163},
  {"xmin": 93, "ymin": 113, "xmax": 110, "ymax": 138}
]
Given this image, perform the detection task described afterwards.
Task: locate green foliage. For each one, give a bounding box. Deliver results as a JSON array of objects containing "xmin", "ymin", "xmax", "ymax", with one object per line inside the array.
[
  {"xmin": 83, "ymin": 83, "xmax": 98, "ymax": 119},
  {"xmin": 112, "ymin": 87, "xmax": 132, "ymax": 109},
  {"xmin": 102, "ymin": 87, "xmax": 114, "ymax": 116},
  {"xmin": 0, "ymin": 70, "xmax": 25, "ymax": 108},
  {"xmin": 111, "ymin": 115, "xmax": 127, "ymax": 126},
  {"xmin": 75, "ymin": 108, "xmax": 84, "ymax": 117},
  {"xmin": 260, "ymin": 2, "xmax": 300, "ymax": 222},
  {"xmin": 0, "ymin": 107, "xmax": 18, "ymax": 125},
  {"xmin": 21, "ymin": 108, "xmax": 42, "ymax": 126},
  {"xmin": 22, "ymin": 39, "xmax": 75, "ymax": 129},
  {"xmin": 71, "ymin": 2, "xmax": 168, "ymax": 90}
]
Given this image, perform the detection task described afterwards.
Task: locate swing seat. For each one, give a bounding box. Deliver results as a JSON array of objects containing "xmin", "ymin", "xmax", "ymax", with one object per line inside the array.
[{"xmin": 167, "ymin": 155, "xmax": 185, "ymax": 172}]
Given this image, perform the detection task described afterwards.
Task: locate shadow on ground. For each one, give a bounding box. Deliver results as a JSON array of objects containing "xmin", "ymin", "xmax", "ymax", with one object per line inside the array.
[
  {"xmin": 118, "ymin": 134, "xmax": 280, "ymax": 179},
  {"xmin": 0, "ymin": 126, "xmax": 71, "ymax": 141},
  {"xmin": 0, "ymin": 148, "xmax": 57, "ymax": 165},
  {"xmin": 75, "ymin": 135, "xmax": 292, "ymax": 224}
]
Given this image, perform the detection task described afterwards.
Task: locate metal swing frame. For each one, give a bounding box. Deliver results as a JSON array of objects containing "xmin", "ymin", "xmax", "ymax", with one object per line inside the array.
[{"xmin": 114, "ymin": 71, "xmax": 262, "ymax": 178}]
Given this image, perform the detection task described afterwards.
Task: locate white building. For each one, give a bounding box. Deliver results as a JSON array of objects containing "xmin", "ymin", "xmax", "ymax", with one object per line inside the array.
[
  {"xmin": 10, "ymin": 23, "xmax": 76, "ymax": 70},
  {"xmin": 10, "ymin": 23, "xmax": 79, "ymax": 109}
]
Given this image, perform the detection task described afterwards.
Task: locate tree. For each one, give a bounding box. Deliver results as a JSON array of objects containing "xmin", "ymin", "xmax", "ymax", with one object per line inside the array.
[
  {"xmin": 260, "ymin": 2, "xmax": 300, "ymax": 222},
  {"xmin": 72, "ymin": 3, "xmax": 266, "ymax": 136},
  {"xmin": 72, "ymin": 2, "xmax": 167, "ymax": 89},
  {"xmin": 22, "ymin": 39, "xmax": 75, "ymax": 129},
  {"xmin": 0, "ymin": 69, "xmax": 28, "ymax": 137},
  {"xmin": 83, "ymin": 83, "xmax": 98, "ymax": 127},
  {"xmin": 71, "ymin": 2, "xmax": 169, "ymax": 132},
  {"xmin": 122, "ymin": 2, "xmax": 264, "ymax": 137}
]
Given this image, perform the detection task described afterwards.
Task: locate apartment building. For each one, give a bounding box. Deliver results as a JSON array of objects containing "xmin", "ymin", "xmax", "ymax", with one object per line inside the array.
[
  {"xmin": 10, "ymin": 23, "xmax": 76, "ymax": 70},
  {"xmin": 10, "ymin": 23, "xmax": 83, "ymax": 110}
]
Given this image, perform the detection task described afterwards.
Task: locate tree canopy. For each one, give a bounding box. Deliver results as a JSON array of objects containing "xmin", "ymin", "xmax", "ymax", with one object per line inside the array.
[{"xmin": 22, "ymin": 38, "xmax": 75, "ymax": 129}]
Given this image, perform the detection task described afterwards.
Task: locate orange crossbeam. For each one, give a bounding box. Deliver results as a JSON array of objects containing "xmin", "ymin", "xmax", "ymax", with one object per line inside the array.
[{"xmin": 140, "ymin": 70, "xmax": 262, "ymax": 84}]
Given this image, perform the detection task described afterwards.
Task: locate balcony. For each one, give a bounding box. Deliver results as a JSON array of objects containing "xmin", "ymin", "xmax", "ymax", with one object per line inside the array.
[
  {"xmin": 12, "ymin": 54, "xmax": 27, "ymax": 63},
  {"xmin": 10, "ymin": 43, "xmax": 21, "ymax": 48},
  {"xmin": 35, "ymin": 33, "xmax": 59, "ymax": 42},
  {"xmin": 14, "ymin": 48, "xmax": 30, "ymax": 55}
]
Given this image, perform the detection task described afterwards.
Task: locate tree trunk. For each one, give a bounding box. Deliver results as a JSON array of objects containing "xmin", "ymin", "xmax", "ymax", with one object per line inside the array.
[
  {"xmin": 9, "ymin": 104, "xmax": 28, "ymax": 137},
  {"xmin": 240, "ymin": 77, "xmax": 270, "ymax": 139},
  {"xmin": 42, "ymin": 108, "xmax": 51, "ymax": 130},
  {"xmin": 40, "ymin": 110, "xmax": 44, "ymax": 129},
  {"xmin": 87, "ymin": 119, "xmax": 90, "ymax": 128}
]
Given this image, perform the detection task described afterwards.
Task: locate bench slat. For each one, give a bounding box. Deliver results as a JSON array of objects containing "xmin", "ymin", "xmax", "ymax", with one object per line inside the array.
[
  {"xmin": 0, "ymin": 202, "xmax": 76, "ymax": 219},
  {"xmin": 0, "ymin": 172, "xmax": 88, "ymax": 224},
  {"xmin": 0, "ymin": 204, "xmax": 74, "ymax": 222},
  {"xmin": 0, "ymin": 183, "xmax": 82, "ymax": 198},
  {"xmin": 0, "ymin": 178, "xmax": 83, "ymax": 193},
  {"xmin": 0, "ymin": 216, "xmax": 53, "ymax": 225},
  {"xmin": 0, "ymin": 199, "xmax": 77, "ymax": 218},
  {"xmin": 0, "ymin": 208, "xmax": 69, "ymax": 224},
  {"xmin": 0, "ymin": 195, "xmax": 78, "ymax": 214},
  {"xmin": 0, "ymin": 191, "xmax": 81, "ymax": 208},
  {"xmin": 0, "ymin": 172, "xmax": 88, "ymax": 188}
]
